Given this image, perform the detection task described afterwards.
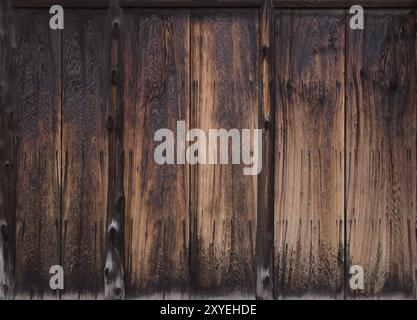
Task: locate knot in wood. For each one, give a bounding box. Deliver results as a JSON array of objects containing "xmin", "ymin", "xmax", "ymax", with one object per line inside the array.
[
  {"xmin": 264, "ymin": 120, "xmax": 269, "ymax": 131},
  {"xmin": 261, "ymin": 45, "xmax": 269, "ymax": 59}
]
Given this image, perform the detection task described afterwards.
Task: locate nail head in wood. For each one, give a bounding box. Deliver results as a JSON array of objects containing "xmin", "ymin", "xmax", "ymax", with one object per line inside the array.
[
  {"xmin": 3, "ymin": 161, "xmax": 11, "ymax": 174},
  {"xmin": 112, "ymin": 19, "xmax": 121, "ymax": 38}
]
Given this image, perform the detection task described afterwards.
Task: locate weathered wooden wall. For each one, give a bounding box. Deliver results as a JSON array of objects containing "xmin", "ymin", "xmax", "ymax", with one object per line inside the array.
[{"xmin": 0, "ymin": 0, "xmax": 416, "ymax": 299}]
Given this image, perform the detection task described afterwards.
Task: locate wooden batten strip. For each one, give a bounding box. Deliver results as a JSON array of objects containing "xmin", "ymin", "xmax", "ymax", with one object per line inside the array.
[
  {"xmin": 256, "ymin": 0, "xmax": 275, "ymax": 300},
  {"xmin": 104, "ymin": 0, "xmax": 125, "ymax": 300}
]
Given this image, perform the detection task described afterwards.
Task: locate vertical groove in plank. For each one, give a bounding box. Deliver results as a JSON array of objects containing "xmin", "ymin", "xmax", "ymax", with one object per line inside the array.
[
  {"xmin": 123, "ymin": 9, "xmax": 190, "ymax": 298},
  {"xmin": 190, "ymin": 9, "xmax": 258, "ymax": 298},
  {"xmin": 62, "ymin": 10, "xmax": 108, "ymax": 299},
  {"xmin": 104, "ymin": 0, "xmax": 125, "ymax": 300},
  {"xmin": 14, "ymin": 9, "xmax": 61, "ymax": 299},
  {"xmin": 346, "ymin": 10, "xmax": 416, "ymax": 299},
  {"xmin": 256, "ymin": 0, "xmax": 275, "ymax": 300},
  {"xmin": 0, "ymin": 0, "xmax": 15, "ymax": 300},
  {"xmin": 274, "ymin": 10, "xmax": 345, "ymax": 299}
]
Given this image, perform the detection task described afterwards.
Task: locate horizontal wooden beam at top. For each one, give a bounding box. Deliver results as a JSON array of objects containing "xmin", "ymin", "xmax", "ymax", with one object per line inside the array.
[
  {"xmin": 273, "ymin": 0, "xmax": 417, "ymax": 8},
  {"xmin": 11, "ymin": 0, "xmax": 417, "ymax": 8},
  {"xmin": 12, "ymin": 0, "xmax": 263, "ymax": 8},
  {"xmin": 122, "ymin": 0, "xmax": 417, "ymax": 7},
  {"xmin": 12, "ymin": 0, "xmax": 109, "ymax": 8},
  {"xmin": 121, "ymin": 0, "xmax": 263, "ymax": 7}
]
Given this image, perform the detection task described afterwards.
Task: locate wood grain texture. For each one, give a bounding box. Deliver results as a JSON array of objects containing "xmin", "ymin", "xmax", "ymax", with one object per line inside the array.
[
  {"xmin": 123, "ymin": 9, "xmax": 190, "ymax": 298},
  {"xmin": 0, "ymin": 0, "xmax": 15, "ymax": 300},
  {"xmin": 346, "ymin": 10, "xmax": 416, "ymax": 299},
  {"xmin": 62, "ymin": 10, "xmax": 108, "ymax": 299},
  {"xmin": 12, "ymin": 0, "xmax": 417, "ymax": 8},
  {"xmin": 256, "ymin": 0, "xmax": 275, "ymax": 300},
  {"xmin": 104, "ymin": 0, "xmax": 125, "ymax": 300},
  {"xmin": 190, "ymin": 9, "xmax": 258, "ymax": 298},
  {"xmin": 14, "ymin": 9, "xmax": 61, "ymax": 299},
  {"xmin": 274, "ymin": 10, "xmax": 345, "ymax": 299}
]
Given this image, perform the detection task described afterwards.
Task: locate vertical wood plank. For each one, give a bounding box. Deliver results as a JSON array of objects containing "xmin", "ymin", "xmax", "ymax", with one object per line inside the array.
[
  {"xmin": 104, "ymin": 0, "xmax": 125, "ymax": 300},
  {"xmin": 0, "ymin": 0, "xmax": 15, "ymax": 300},
  {"xmin": 346, "ymin": 10, "xmax": 416, "ymax": 299},
  {"xmin": 256, "ymin": 0, "xmax": 275, "ymax": 300},
  {"xmin": 274, "ymin": 10, "xmax": 345, "ymax": 299},
  {"xmin": 190, "ymin": 9, "xmax": 258, "ymax": 298},
  {"xmin": 62, "ymin": 10, "xmax": 108, "ymax": 299},
  {"xmin": 14, "ymin": 9, "xmax": 61, "ymax": 299},
  {"xmin": 123, "ymin": 9, "xmax": 190, "ymax": 298}
]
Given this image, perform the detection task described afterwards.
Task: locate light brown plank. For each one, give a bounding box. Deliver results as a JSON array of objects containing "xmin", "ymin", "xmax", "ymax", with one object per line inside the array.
[
  {"xmin": 274, "ymin": 10, "xmax": 345, "ymax": 299},
  {"xmin": 190, "ymin": 9, "xmax": 258, "ymax": 298},
  {"xmin": 123, "ymin": 9, "xmax": 190, "ymax": 298},
  {"xmin": 346, "ymin": 9, "xmax": 416, "ymax": 299}
]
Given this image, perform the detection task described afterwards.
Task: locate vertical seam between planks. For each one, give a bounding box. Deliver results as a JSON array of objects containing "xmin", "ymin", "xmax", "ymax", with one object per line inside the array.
[
  {"xmin": 271, "ymin": 2, "xmax": 276, "ymax": 300},
  {"xmin": 257, "ymin": 4, "xmax": 261, "ymax": 299},
  {"xmin": 188, "ymin": 8, "xmax": 192, "ymax": 299},
  {"xmin": 256, "ymin": 0, "xmax": 275, "ymax": 300},
  {"xmin": 119, "ymin": 2, "xmax": 126, "ymax": 300},
  {"xmin": 343, "ymin": 7, "xmax": 347, "ymax": 301},
  {"xmin": 414, "ymin": 9, "xmax": 417, "ymax": 299},
  {"xmin": 10, "ymin": 0, "xmax": 17, "ymax": 300},
  {"xmin": 59, "ymin": 17, "xmax": 63, "ymax": 302}
]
